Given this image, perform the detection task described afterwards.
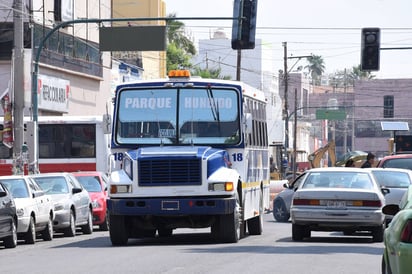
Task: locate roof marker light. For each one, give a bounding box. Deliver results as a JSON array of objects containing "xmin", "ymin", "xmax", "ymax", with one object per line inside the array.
[{"xmin": 168, "ymin": 70, "xmax": 191, "ymax": 78}]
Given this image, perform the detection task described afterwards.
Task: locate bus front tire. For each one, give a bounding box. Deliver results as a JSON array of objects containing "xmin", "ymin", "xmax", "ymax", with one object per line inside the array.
[
  {"xmin": 109, "ymin": 215, "xmax": 129, "ymax": 246},
  {"xmin": 219, "ymin": 196, "xmax": 241, "ymax": 243}
]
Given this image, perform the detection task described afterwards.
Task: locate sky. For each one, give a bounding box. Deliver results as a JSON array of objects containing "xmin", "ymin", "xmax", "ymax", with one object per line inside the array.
[{"xmin": 164, "ymin": 0, "xmax": 412, "ymax": 79}]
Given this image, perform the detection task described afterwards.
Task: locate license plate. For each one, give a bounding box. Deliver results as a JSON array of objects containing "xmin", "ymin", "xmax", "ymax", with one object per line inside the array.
[
  {"xmin": 326, "ymin": 200, "xmax": 346, "ymax": 208},
  {"xmin": 161, "ymin": 200, "xmax": 179, "ymax": 211}
]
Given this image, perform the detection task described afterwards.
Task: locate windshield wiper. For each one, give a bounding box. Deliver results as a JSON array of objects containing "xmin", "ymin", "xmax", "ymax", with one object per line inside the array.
[{"xmin": 207, "ymin": 87, "xmax": 220, "ymax": 122}]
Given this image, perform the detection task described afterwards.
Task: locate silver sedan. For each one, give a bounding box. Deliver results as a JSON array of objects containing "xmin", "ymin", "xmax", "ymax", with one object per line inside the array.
[
  {"xmin": 30, "ymin": 173, "xmax": 93, "ymax": 237},
  {"xmin": 369, "ymin": 167, "xmax": 412, "ymax": 225},
  {"xmin": 290, "ymin": 167, "xmax": 387, "ymax": 242}
]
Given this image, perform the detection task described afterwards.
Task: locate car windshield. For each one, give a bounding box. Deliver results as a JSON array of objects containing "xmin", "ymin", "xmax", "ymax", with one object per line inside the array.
[
  {"xmin": 371, "ymin": 170, "xmax": 412, "ymax": 188},
  {"xmin": 0, "ymin": 179, "xmax": 29, "ymax": 198},
  {"xmin": 302, "ymin": 172, "xmax": 374, "ymax": 189},
  {"xmin": 33, "ymin": 177, "xmax": 69, "ymax": 194},
  {"xmin": 76, "ymin": 176, "xmax": 102, "ymax": 192}
]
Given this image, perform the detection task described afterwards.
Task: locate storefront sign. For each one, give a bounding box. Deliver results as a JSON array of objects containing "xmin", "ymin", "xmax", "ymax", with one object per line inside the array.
[{"xmin": 38, "ymin": 74, "xmax": 70, "ymax": 113}]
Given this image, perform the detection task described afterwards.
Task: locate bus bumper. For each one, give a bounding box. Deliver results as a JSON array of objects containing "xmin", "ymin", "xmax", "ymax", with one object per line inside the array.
[{"xmin": 107, "ymin": 196, "xmax": 236, "ymax": 216}]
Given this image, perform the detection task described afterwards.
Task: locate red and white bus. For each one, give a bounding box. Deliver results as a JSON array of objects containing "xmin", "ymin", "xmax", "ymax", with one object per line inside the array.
[{"xmin": 0, "ymin": 116, "xmax": 111, "ymax": 175}]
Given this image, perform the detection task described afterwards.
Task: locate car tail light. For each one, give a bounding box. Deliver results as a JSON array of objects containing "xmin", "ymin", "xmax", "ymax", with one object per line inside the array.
[
  {"xmin": 293, "ymin": 199, "xmax": 320, "ymax": 206},
  {"xmin": 361, "ymin": 200, "xmax": 382, "ymax": 207},
  {"xmin": 400, "ymin": 220, "xmax": 412, "ymax": 243}
]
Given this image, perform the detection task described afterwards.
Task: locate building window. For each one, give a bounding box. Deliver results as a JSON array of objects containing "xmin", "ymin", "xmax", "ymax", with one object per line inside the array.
[
  {"xmin": 383, "ymin": 95, "xmax": 394, "ymax": 118},
  {"xmin": 54, "ymin": 0, "xmax": 62, "ymax": 22}
]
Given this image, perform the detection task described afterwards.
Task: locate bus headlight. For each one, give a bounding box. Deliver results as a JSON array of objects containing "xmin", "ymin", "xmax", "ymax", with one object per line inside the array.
[
  {"xmin": 209, "ymin": 182, "xmax": 234, "ymax": 192},
  {"xmin": 110, "ymin": 185, "xmax": 131, "ymax": 194}
]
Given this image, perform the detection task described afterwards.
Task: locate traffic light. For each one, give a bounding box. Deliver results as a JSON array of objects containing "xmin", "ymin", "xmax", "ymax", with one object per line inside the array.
[
  {"xmin": 361, "ymin": 28, "xmax": 380, "ymax": 71},
  {"xmin": 231, "ymin": 0, "xmax": 258, "ymax": 50}
]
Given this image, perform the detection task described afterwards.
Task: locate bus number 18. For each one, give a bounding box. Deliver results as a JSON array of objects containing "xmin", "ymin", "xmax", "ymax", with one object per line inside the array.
[{"xmin": 231, "ymin": 153, "xmax": 243, "ymax": 162}]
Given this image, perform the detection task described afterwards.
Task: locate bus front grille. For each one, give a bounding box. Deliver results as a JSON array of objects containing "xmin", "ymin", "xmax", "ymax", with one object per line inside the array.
[{"xmin": 138, "ymin": 159, "xmax": 202, "ymax": 186}]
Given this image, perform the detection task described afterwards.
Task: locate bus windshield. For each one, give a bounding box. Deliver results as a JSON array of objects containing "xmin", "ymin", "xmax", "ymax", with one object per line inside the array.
[{"xmin": 116, "ymin": 87, "xmax": 240, "ymax": 145}]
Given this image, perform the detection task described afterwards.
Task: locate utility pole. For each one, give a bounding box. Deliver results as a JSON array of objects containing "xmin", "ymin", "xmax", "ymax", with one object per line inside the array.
[
  {"xmin": 283, "ymin": 41, "xmax": 311, "ymax": 177},
  {"xmin": 13, "ymin": 0, "xmax": 25, "ymax": 175},
  {"xmin": 292, "ymin": 88, "xmax": 298, "ymax": 180},
  {"xmin": 283, "ymin": 42, "xmax": 289, "ymax": 155},
  {"xmin": 236, "ymin": 49, "xmax": 241, "ymax": 81}
]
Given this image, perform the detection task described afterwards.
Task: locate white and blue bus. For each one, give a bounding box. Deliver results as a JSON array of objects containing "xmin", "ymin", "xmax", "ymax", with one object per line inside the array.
[{"xmin": 108, "ymin": 70, "xmax": 270, "ymax": 245}]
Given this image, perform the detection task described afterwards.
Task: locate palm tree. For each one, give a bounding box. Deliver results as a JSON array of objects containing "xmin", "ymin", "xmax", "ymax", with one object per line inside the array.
[
  {"xmin": 332, "ymin": 65, "xmax": 375, "ymax": 87},
  {"xmin": 349, "ymin": 64, "xmax": 375, "ymax": 80},
  {"xmin": 305, "ymin": 55, "xmax": 325, "ymax": 85},
  {"xmin": 166, "ymin": 13, "xmax": 196, "ymax": 55}
]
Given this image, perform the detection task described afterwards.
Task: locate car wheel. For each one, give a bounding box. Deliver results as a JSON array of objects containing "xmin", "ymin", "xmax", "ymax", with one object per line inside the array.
[
  {"xmin": 42, "ymin": 215, "xmax": 54, "ymax": 241},
  {"xmin": 99, "ymin": 211, "xmax": 109, "ymax": 231},
  {"xmin": 63, "ymin": 210, "xmax": 76, "ymax": 237},
  {"xmin": 81, "ymin": 209, "xmax": 93, "ymax": 235},
  {"xmin": 211, "ymin": 217, "xmax": 220, "ymax": 241},
  {"xmin": 109, "ymin": 215, "xmax": 129, "ymax": 246},
  {"xmin": 25, "ymin": 216, "xmax": 36, "ymax": 244},
  {"xmin": 343, "ymin": 229, "xmax": 355, "ymax": 236},
  {"xmin": 273, "ymin": 199, "xmax": 290, "ymax": 222},
  {"xmin": 292, "ymin": 223, "xmax": 305, "ymax": 241},
  {"xmin": 158, "ymin": 228, "xmax": 173, "ymax": 237},
  {"xmin": 303, "ymin": 227, "xmax": 311, "ymax": 238},
  {"xmin": 4, "ymin": 219, "xmax": 17, "ymax": 248},
  {"xmin": 372, "ymin": 224, "xmax": 384, "ymax": 242}
]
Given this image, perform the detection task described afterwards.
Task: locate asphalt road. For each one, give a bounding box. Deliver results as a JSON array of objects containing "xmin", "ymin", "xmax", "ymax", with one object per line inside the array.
[{"xmin": 0, "ymin": 213, "xmax": 384, "ymax": 274}]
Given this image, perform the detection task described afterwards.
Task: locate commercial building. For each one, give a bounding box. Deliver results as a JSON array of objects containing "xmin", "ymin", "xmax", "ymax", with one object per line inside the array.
[{"xmin": 0, "ymin": 0, "xmax": 113, "ymax": 117}]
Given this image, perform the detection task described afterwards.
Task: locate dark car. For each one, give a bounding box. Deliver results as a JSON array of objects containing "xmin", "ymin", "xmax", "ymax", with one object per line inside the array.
[
  {"xmin": 0, "ymin": 182, "xmax": 18, "ymax": 248},
  {"xmin": 273, "ymin": 172, "xmax": 306, "ymax": 222}
]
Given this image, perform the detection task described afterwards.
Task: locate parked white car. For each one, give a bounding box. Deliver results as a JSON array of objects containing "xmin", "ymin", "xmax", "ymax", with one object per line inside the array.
[
  {"xmin": 30, "ymin": 173, "xmax": 93, "ymax": 237},
  {"xmin": 0, "ymin": 175, "xmax": 55, "ymax": 244}
]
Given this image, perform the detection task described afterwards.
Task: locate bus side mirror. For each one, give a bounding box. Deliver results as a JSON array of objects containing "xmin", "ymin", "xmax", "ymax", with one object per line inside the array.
[{"xmin": 244, "ymin": 113, "xmax": 252, "ymax": 134}]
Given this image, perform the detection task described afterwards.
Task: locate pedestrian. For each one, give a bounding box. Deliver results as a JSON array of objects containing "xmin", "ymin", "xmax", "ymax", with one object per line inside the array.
[
  {"xmin": 361, "ymin": 152, "xmax": 375, "ymax": 168},
  {"xmin": 269, "ymin": 156, "xmax": 277, "ymax": 173},
  {"xmin": 345, "ymin": 159, "xmax": 355, "ymax": 167}
]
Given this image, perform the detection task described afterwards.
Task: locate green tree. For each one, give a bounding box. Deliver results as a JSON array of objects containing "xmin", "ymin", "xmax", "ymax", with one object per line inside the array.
[
  {"xmin": 166, "ymin": 43, "xmax": 192, "ymax": 71},
  {"xmin": 305, "ymin": 55, "xmax": 325, "ymax": 85},
  {"xmin": 166, "ymin": 14, "xmax": 196, "ymax": 71}
]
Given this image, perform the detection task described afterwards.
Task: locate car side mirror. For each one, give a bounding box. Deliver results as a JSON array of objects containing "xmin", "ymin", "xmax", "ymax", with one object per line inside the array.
[
  {"xmin": 0, "ymin": 191, "xmax": 6, "ymax": 198},
  {"xmin": 32, "ymin": 191, "xmax": 44, "ymax": 198},
  {"xmin": 72, "ymin": 187, "xmax": 82, "ymax": 194},
  {"xmin": 381, "ymin": 187, "xmax": 390, "ymax": 195}
]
